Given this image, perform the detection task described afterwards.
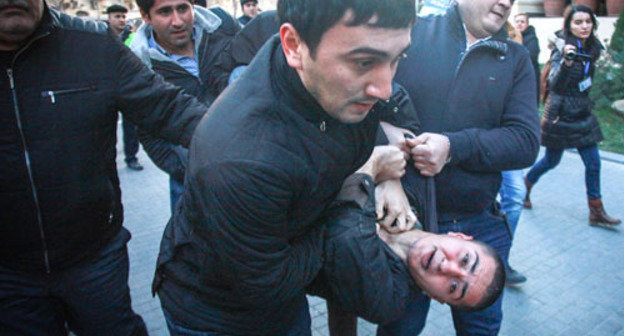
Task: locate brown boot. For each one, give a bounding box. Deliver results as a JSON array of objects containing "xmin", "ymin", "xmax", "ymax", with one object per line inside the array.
[
  {"xmin": 588, "ymin": 199, "xmax": 621, "ymax": 226},
  {"xmin": 523, "ymin": 176, "xmax": 533, "ymax": 209}
]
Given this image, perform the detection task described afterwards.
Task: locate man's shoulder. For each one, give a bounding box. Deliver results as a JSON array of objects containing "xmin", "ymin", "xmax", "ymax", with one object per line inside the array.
[{"xmin": 49, "ymin": 8, "xmax": 108, "ymax": 35}]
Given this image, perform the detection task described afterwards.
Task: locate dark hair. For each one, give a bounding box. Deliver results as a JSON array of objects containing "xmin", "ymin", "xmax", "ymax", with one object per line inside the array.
[
  {"xmin": 563, "ymin": 5, "xmax": 602, "ymax": 59},
  {"xmin": 106, "ymin": 4, "xmax": 128, "ymax": 14},
  {"xmin": 454, "ymin": 241, "xmax": 505, "ymax": 312},
  {"xmin": 277, "ymin": 0, "xmax": 416, "ymax": 57},
  {"xmin": 136, "ymin": 0, "xmax": 192, "ymax": 14},
  {"xmin": 241, "ymin": 0, "xmax": 258, "ymax": 5}
]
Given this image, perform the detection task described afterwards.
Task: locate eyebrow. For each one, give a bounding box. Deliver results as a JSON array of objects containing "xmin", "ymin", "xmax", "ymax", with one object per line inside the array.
[
  {"xmin": 459, "ymin": 252, "xmax": 479, "ymax": 300},
  {"xmin": 347, "ymin": 45, "xmax": 411, "ymax": 60}
]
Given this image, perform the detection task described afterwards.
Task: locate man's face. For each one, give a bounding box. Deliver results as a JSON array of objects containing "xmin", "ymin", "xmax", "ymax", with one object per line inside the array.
[
  {"xmin": 108, "ymin": 11, "xmax": 127, "ymax": 33},
  {"xmin": 296, "ymin": 12, "xmax": 411, "ymax": 124},
  {"xmin": 458, "ymin": 0, "xmax": 513, "ymax": 39},
  {"xmin": 242, "ymin": 1, "xmax": 258, "ymax": 18},
  {"xmin": 514, "ymin": 15, "xmax": 528, "ymax": 33},
  {"xmin": 407, "ymin": 234, "xmax": 496, "ymax": 308},
  {"xmin": 0, "ymin": 0, "xmax": 43, "ymax": 50},
  {"xmin": 141, "ymin": 0, "xmax": 194, "ymax": 53}
]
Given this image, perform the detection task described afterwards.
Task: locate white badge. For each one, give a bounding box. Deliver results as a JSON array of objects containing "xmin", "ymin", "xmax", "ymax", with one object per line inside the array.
[{"xmin": 579, "ymin": 77, "xmax": 592, "ymax": 92}]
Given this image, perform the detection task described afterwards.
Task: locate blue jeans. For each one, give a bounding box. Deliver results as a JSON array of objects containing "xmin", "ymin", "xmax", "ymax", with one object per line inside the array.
[
  {"xmin": 163, "ymin": 299, "xmax": 312, "ymax": 336},
  {"xmin": 0, "ymin": 228, "xmax": 147, "ymax": 336},
  {"xmin": 500, "ymin": 169, "xmax": 526, "ymax": 238},
  {"xmin": 170, "ymin": 176, "xmax": 185, "ymax": 214},
  {"xmin": 526, "ymin": 145, "xmax": 601, "ymax": 200},
  {"xmin": 377, "ymin": 206, "xmax": 512, "ymax": 336}
]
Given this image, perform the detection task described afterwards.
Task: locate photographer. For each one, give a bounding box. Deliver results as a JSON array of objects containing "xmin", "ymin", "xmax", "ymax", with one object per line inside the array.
[{"xmin": 524, "ymin": 5, "xmax": 620, "ymax": 226}]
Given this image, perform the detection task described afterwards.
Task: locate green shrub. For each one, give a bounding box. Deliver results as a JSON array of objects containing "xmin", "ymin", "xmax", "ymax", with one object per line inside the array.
[{"xmin": 590, "ymin": 9, "xmax": 624, "ymax": 110}]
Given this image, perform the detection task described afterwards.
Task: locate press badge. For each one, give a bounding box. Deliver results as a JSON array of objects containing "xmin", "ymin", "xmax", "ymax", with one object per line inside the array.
[{"xmin": 579, "ymin": 77, "xmax": 592, "ymax": 92}]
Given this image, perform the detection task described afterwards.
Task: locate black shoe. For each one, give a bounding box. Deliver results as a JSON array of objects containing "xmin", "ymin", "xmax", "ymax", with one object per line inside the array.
[
  {"xmin": 505, "ymin": 267, "xmax": 527, "ymax": 285},
  {"xmin": 127, "ymin": 160, "xmax": 144, "ymax": 171}
]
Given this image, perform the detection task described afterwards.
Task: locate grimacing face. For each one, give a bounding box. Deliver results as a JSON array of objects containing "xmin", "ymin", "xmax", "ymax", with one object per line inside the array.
[
  {"xmin": 0, "ymin": 0, "xmax": 44, "ymax": 50},
  {"xmin": 294, "ymin": 11, "xmax": 411, "ymax": 124},
  {"xmin": 407, "ymin": 233, "xmax": 496, "ymax": 308},
  {"xmin": 141, "ymin": 0, "xmax": 194, "ymax": 54},
  {"xmin": 458, "ymin": 0, "xmax": 513, "ymax": 39},
  {"xmin": 108, "ymin": 12, "xmax": 127, "ymax": 34}
]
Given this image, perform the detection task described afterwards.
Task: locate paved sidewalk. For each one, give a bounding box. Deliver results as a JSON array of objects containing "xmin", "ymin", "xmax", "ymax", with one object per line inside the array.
[{"xmin": 118, "ymin": 144, "xmax": 624, "ymax": 336}]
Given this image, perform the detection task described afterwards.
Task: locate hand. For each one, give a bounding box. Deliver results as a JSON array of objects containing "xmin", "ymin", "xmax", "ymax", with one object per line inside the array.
[
  {"xmin": 380, "ymin": 122, "xmax": 420, "ymax": 156},
  {"xmin": 408, "ymin": 132, "xmax": 450, "ymax": 177},
  {"xmin": 375, "ymin": 179, "xmax": 417, "ymax": 233},
  {"xmin": 357, "ymin": 146, "xmax": 407, "ymax": 183},
  {"xmin": 562, "ymin": 44, "xmax": 577, "ymax": 67}
]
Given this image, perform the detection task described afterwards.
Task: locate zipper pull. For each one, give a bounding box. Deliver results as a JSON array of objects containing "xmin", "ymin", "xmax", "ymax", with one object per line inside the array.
[
  {"xmin": 6, "ymin": 69, "xmax": 14, "ymax": 89},
  {"xmin": 42, "ymin": 91, "xmax": 56, "ymax": 104}
]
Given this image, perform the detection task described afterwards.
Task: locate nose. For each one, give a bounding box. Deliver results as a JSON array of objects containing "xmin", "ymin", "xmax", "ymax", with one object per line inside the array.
[
  {"xmin": 171, "ymin": 11, "xmax": 183, "ymax": 26},
  {"xmin": 440, "ymin": 260, "xmax": 467, "ymax": 278},
  {"xmin": 364, "ymin": 65, "xmax": 393, "ymax": 101},
  {"xmin": 499, "ymin": 0, "xmax": 512, "ymax": 8}
]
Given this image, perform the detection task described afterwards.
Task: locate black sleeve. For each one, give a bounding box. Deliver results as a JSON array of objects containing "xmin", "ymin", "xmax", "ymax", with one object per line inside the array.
[
  {"xmin": 229, "ymin": 10, "xmax": 280, "ymax": 66},
  {"xmin": 377, "ymin": 82, "xmax": 421, "ymax": 135},
  {"xmin": 137, "ymin": 129, "xmax": 187, "ymax": 183},
  {"xmin": 319, "ymin": 174, "xmax": 415, "ymax": 324}
]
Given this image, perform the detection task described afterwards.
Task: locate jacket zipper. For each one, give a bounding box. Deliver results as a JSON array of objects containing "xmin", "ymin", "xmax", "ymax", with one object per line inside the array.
[
  {"xmin": 41, "ymin": 86, "xmax": 94, "ymax": 104},
  {"xmin": 7, "ymin": 68, "xmax": 51, "ymax": 273},
  {"xmin": 8, "ymin": 30, "xmax": 52, "ymax": 273}
]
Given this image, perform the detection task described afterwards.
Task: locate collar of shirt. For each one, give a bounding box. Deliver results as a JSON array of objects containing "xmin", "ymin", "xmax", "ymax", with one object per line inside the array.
[{"xmin": 147, "ymin": 26, "xmax": 200, "ymax": 78}]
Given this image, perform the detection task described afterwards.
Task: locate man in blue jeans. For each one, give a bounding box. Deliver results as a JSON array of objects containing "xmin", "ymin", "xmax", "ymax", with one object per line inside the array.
[{"xmin": 380, "ymin": 0, "xmax": 540, "ymax": 334}]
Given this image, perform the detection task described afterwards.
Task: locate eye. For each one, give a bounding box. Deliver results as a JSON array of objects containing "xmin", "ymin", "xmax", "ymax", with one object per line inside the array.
[
  {"xmin": 462, "ymin": 253, "xmax": 469, "ymax": 266},
  {"xmin": 355, "ymin": 58, "xmax": 375, "ymax": 69},
  {"xmin": 450, "ymin": 281, "xmax": 458, "ymax": 294}
]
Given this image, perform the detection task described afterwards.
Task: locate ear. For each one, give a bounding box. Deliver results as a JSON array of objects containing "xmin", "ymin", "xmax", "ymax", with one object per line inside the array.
[
  {"xmin": 140, "ymin": 9, "xmax": 150, "ymax": 24},
  {"xmin": 280, "ymin": 23, "xmax": 305, "ymax": 70},
  {"xmin": 447, "ymin": 231, "xmax": 473, "ymax": 241}
]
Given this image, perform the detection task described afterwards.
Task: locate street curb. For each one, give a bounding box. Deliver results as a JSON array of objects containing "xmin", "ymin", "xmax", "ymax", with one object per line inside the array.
[{"xmin": 567, "ymin": 148, "xmax": 624, "ymax": 165}]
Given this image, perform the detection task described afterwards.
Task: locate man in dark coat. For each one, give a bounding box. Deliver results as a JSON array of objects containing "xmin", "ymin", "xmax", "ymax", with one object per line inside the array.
[
  {"xmin": 130, "ymin": 0, "xmax": 239, "ymax": 211},
  {"xmin": 238, "ymin": 0, "xmax": 258, "ymax": 26},
  {"xmin": 378, "ymin": 0, "xmax": 540, "ymax": 335},
  {"xmin": 515, "ymin": 12, "xmax": 541, "ymax": 106},
  {"xmin": 152, "ymin": 0, "xmax": 416, "ymax": 335},
  {"xmin": 0, "ymin": 0, "xmax": 207, "ymax": 334}
]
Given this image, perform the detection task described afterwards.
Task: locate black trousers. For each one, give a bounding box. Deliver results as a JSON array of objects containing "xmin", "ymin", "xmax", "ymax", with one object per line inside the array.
[
  {"xmin": 122, "ymin": 115, "xmax": 140, "ymax": 163},
  {"xmin": 0, "ymin": 228, "xmax": 147, "ymax": 336}
]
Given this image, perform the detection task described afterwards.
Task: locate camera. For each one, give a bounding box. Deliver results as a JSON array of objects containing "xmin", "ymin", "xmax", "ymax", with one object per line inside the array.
[{"xmin": 564, "ymin": 50, "xmax": 592, "ymax": 61}]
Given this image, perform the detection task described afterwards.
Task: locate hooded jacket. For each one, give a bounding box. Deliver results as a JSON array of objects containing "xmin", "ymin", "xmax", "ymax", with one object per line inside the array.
[
  {"xmin": 541, "ymin": 40, "xmax": 604, "ymax": 149},
  {"xmin": 0, "ymin": 6, "xmax": 204, "ymax": 273},
  {"xmin": 130, "ymin": 6, "xmax": 239, "ymax": 182},
  {"xmin": 394, "ymin": 3, "xmax": 540, "ymax": 217}
]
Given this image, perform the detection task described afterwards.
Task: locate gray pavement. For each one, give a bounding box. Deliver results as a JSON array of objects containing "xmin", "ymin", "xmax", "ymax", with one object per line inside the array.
[{"xmin": 118, "ymin": 141, "xmax": 624, "ymax": 336}]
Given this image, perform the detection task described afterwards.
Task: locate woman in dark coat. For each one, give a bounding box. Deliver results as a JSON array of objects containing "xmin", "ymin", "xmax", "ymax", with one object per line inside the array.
[{"xmin": 524, "ymin": 5, "xmax": 620, "ymax": 226}]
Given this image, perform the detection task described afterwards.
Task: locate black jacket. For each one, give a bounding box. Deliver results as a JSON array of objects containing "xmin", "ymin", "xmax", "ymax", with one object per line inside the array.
[
  {"xmin": 0, "ymin": 6, "xmax": 204, "ymax": 273},
  {"xmin": 309, "ymin": 174, "xmax": 416, "ymax": 324},
  {"xmin": 130, "ymin": 6, "xmax": 239, "ymax": 182},
  {"xmin": 541, "ymin": 46, "xmax": 604, "ymax": 149},
  {"xmin": 522, "ymin": 25, "xmax": 541, "ymax": 103},
  {"xmin": 154, "ymin": 36, "xmax": 380, "ymax": 335},
  {"xmin": 395, "ymin": 3, "xmax": 540, "ymax": 217}
]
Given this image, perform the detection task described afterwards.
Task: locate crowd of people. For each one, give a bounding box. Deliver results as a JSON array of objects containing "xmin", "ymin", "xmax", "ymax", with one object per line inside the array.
[{"xmin": 0, "ymin": 0, "xmax": 619, "ymax": 335}]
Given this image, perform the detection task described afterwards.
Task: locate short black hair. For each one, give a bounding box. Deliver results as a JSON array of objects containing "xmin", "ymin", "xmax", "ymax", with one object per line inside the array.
[
  {"xmin": 277, "ymin": 0, "xmax": 416, "ymax": 57},
  {"xmin": 136, "ymin": 0, "xmax": 192, "ymax": 14},
  {"xmin": 106, "ymin": 4, "xmax": 128, "ymax": 14},
  {"xmin": 454, "ymin": 241, "xmax": 505, "ymax": 313},
  {"xmin": 241, "ymin": 0, "xmax": 258, "ymax": 5}
]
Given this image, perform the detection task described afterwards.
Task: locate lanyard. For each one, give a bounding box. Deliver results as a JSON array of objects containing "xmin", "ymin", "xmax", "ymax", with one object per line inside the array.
[{"xmin": 577, "ymin": 39, "xmax": 591, "ymax": 77}]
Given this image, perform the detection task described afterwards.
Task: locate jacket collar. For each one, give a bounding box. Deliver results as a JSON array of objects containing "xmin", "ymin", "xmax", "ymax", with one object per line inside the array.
[{"xmin": 270, "ymin": 36, "xmax": 334, "ymax": 125}]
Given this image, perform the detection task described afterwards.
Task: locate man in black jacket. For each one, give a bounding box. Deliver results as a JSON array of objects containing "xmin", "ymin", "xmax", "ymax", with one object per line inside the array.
[
  {"xmin": 0, "ymin": 1, "xmax": 206, "ymax": 334},
  {"xmin": 153, "ymin": 0, "xmax": 415, "ymax": 335},
  {"xmin": 379, "ymin": 0, "xmax": 540, "ymax": 335},
  {"xmin": 130, "ymin": 0, "xmax": 239, "ymax": 211},
  {"xmin": 515, "ymin": 13, "xmax": 541, "ymax": 106},
  {"xmin": 107, "ymin": 4, "xmax": 144, "ymax": 171}
]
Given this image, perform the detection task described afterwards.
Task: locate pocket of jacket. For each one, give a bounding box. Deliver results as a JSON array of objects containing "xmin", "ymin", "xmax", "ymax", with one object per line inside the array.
[{"xmin": 41, "ymin": 85, "xmax": 97, "ymax": 104}]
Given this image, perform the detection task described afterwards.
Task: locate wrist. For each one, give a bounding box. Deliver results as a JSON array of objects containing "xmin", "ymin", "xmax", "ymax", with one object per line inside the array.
[{"xmin": 442, "ymin": 135, "xmax": 451, "ymax": 164}]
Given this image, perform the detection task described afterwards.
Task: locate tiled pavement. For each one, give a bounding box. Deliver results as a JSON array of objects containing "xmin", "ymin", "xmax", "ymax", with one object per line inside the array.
[{"xmin": 118, "ymin": 143, "xmax": 624, "ymax": 336}]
